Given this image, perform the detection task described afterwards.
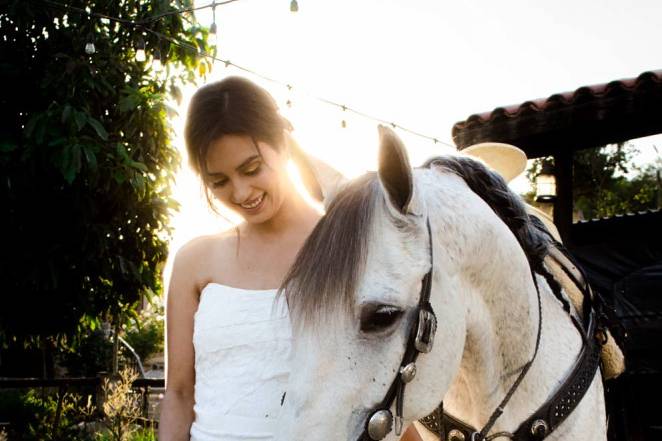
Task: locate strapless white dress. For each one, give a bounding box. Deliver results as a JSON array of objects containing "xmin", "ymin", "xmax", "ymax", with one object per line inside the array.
[{"xmin": 190, "ymin": 283, "xmax": 292, "ymax": 441}]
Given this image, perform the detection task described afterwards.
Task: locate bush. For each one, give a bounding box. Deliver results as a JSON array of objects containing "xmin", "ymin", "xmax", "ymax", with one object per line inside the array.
[{"xmin": 0, "ymin": 388, "xmax": 96, "ymax": 441}]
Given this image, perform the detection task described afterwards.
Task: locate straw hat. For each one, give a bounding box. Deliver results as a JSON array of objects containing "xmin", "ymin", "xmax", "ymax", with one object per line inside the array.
[{"xmin": 462, "ymin": 142, "xmax": 527, "ymax": 183}]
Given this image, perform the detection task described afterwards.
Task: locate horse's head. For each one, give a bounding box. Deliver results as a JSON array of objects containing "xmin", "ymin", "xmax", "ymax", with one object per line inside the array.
[{"xmin": 275, "ymin": 127, "xmax": 545, "ymax": 441}]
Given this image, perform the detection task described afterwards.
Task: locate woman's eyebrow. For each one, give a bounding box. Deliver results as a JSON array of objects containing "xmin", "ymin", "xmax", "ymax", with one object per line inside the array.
[
  {"xmin": 236, "ymin": 155, "xmax": 260, "ymax": 171},
  {"xmin": 206, "ymin": 155, "xmax": 260, "ymax": 176}
]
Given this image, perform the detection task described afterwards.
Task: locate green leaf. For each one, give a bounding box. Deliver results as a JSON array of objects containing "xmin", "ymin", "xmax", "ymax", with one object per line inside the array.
[
  {"xmin": 113, "ymin": 170, "xmax": 126, "ymax": 184},
  {"xmin": 88, "ymin": 117, "xmax": 108, "ymax": 141},
  {"xmin": 131, "ymin": 172, "xmax": 146, "ymax": 198},
  {"xmin": 170, "ymin": 85, "xmax": 182, "ymax": 104},
  {"xmin": 74, "ymin": 110, "xmax": 87, "ymax": 131},
  {"xmin": 61, "ymin": 105, "xmax": 72, "ymax": 124},
  {"xmin": 82, "ymin": 146, "xmax": 97, "ymax": 169},
  {"xmin": 116, "ymin": 143, "xmax": 129, "ymax": 160},
  {"xmin": 119, "ymin": 94, "xmax": 139, "ymax": 113},
  {"xmin": 47, "ymin": 137, "xmax": 67, "ymax": 148},
  {"xmin": 129, "ymin": 160, "xmax": 148, "ymax": 172},
  {"xmin": 24, "ymin": 114, "xmax": 40, "ymax": 138},
  {"xmin": 0, "ymin": 142, "xmax": 17, "ymax": 152}
]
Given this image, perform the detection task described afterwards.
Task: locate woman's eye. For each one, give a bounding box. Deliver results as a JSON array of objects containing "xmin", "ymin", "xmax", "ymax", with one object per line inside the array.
[
  {"xmin": 244, "ymin": 164, "xmax": 261, "ymax": 176},
  {"xmin": 211, "ymin": 179, "xmax": 228, "ymax": 188},
  {"xmin": 360, "ymin": 304, "xmax": 404, "ymax": 333}
]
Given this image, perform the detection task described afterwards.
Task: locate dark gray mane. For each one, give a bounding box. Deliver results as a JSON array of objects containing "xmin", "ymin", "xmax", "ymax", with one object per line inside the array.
[
  {"xmin": 280, "ymin": 155, "xmax": 552, "ymax": 329},
  {"xmin": 422, "ymin": 155, "xmax": 551, "ymax": 269},
  {"xmin": 279, "ymin": 173, "xmax": 381, "ymax": 328}
]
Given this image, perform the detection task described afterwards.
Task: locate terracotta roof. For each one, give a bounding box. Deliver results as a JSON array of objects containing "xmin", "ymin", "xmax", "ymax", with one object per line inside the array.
[{"xmin": 452, "ymin": 70, "xmax": 662, "ymax": 156}]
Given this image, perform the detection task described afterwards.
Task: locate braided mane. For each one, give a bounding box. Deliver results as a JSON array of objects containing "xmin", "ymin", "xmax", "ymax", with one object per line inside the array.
[{"xmin": 422, "ymin": 156, "xmax": 551, "ymax": 272}]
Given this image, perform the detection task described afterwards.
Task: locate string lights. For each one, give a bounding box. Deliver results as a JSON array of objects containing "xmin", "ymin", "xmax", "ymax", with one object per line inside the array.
[{"xmin": 35, "ymin": 0, "xmax": 453, "ymax": 148}]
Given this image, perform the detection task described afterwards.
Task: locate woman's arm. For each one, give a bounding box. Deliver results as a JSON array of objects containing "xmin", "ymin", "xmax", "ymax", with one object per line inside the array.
[{"xmin": 158, "ymin": 243, "xmax": 201, "ymax": 441}]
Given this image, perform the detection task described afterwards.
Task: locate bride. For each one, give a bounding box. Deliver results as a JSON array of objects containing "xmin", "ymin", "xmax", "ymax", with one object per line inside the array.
[{"xmin": 157, "ymin": 76, "xmax": 322, "ymax": 440}]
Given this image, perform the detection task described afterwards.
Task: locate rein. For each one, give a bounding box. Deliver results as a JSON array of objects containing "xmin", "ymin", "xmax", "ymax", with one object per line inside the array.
[{"xmin": 357, "ymin": 219, "xmax": 602, "ymax": 441}]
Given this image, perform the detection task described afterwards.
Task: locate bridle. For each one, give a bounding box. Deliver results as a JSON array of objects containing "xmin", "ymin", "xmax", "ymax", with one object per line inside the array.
[
  {"xmin": 358, "ymin": 218, "xmax": 437, "ymax": 441},
  {"xmin": 357, "ymin": 218, "xmax": 602, "ymax": 441}
]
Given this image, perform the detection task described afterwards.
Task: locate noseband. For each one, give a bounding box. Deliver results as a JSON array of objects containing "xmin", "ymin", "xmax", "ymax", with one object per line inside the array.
[{"xmin": 357, "ymin": 219, "xmax": 602, "ymax": 441}]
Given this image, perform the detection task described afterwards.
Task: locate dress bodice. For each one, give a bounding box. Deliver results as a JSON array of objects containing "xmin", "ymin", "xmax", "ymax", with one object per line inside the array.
[{"xmin": 190, "ymin": 283, "xmax": 291, "ymax": 441}]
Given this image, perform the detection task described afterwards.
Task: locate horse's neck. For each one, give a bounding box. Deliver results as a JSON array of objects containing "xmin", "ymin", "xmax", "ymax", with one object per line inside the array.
[{"xmin": 441, "ymin": 220, "xmax": 585, "ymax": 435}]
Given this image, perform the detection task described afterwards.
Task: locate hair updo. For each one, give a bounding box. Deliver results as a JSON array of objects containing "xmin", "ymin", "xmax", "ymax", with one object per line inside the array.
[
  {"xmin": 184, "ymin": 76, "xmax": 292, "ymax": 176},
  {"xmin": 184, "ymin": 76, "xmax": 293, "ymax": 212}
]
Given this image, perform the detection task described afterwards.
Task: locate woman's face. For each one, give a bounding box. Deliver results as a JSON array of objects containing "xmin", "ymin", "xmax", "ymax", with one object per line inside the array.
[{"xmin": 204, "ymin": 134, "xmax": 292, "ymax": 224}]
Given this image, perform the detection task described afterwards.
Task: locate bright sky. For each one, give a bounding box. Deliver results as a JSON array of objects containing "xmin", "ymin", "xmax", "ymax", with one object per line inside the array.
[{"xmin": 162, "ymin": 0, "xmax": 662, "ymax": 286}]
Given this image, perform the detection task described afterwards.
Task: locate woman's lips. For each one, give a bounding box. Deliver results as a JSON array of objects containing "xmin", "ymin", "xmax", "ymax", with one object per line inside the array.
[{"xmin": 239, "ymin": 193, "xmax": 265, "ymax": 211}]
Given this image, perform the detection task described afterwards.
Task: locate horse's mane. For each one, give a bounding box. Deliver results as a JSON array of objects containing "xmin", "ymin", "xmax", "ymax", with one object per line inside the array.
[
  {"xmin": 280, "ymin": 155, "xmax": 552, "ymax": 329},
  {"xmin": 422, "ymin": 156, "xmax": 551, "ymax": 271}
]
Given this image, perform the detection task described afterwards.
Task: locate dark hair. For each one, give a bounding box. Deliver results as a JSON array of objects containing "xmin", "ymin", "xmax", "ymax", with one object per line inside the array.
[{"xmin": 184, "ymin": 76, "xmax": 291, "ymax": 212}]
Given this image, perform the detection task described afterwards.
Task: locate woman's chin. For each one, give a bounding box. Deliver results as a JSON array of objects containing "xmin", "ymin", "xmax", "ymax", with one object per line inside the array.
[{"xmin": 241, "ymin": 198, "xmax": 278, "ymax": 224}]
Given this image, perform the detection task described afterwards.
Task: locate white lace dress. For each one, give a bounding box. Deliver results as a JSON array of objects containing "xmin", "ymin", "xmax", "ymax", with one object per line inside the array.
[{"xmin": 190, "ymin": 283, "xmax": 292, "ymax": 441}]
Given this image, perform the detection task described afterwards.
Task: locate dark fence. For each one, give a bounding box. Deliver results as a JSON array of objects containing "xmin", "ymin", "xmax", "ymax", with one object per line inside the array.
[{"xmin": 0, "ymin": 376, "xmax": 165, "ymax": 433}]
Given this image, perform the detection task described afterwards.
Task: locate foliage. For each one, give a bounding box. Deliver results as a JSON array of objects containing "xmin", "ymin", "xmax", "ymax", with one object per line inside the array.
[
  {"xmin": 59, "ymin": 328, "xmax": 114, "ymax": 377},
  {"xmin": 0, "ymin": 0, "xmax": 212, "ymax": 367},
  {"xmin": 0, "ymin": 388, "xmax": 97, "ymax": 441},
  {"xmin": 526, "ymin": 143, "xmax": 661, "ymax": 219},
  {"xmin": 99, "ymin": 367, "xmax": 142, "ymax": 441},
  {"xmin": 122, "ymin": 299, "xmax": 164, "ymax": 363}
]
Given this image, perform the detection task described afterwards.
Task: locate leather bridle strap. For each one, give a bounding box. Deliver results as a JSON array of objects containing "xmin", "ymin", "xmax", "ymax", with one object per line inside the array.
[
  {"xmin": 357, "ymin": 218, "xmax": 435, "ymax": 441},
  {"xmin": 473, "ymin": 268, "xmax": 544, "ymax": 440}
]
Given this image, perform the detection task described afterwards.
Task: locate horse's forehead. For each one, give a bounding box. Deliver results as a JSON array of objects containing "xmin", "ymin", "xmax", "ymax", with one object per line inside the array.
[{"xmin": 356, "ymin": 214, "xmax": 429, "ymax": 304}]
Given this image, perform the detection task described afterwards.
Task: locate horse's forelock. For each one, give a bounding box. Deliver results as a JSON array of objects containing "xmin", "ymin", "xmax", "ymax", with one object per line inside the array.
[{"xmin": 279, "ymin": 173, "xmax": 381, "ymax": 330}]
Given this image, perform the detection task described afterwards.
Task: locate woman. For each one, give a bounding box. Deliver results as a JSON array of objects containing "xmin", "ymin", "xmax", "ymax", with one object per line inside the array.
[{"xmin": 158, "ymin": 76, "xmax": 323, "ymax": 441}]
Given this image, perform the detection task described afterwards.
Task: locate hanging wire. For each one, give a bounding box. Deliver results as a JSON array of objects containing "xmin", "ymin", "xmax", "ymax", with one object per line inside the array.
[
  {"xmin": 35, "ymin": 0, "xmax": 455, "ymax": 148},
  {"xmin": 40, "ymin": 0, "xmax": 243, "ymax": 26}
]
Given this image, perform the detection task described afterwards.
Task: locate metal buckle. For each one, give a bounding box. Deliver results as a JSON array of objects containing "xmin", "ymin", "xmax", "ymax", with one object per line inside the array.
[{"xmin": 415, "ymin": 309, "xmax": 437, "ymax": 353}]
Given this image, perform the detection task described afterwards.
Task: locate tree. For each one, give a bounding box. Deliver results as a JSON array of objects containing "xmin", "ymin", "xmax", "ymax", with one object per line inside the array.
[
  {"xmin": 526, "ymin": 143, "xmax": 661, "ymax": 220},
  {"xmin": 0, "ymin": 0, "xmax": 213, "ymax": 375}
]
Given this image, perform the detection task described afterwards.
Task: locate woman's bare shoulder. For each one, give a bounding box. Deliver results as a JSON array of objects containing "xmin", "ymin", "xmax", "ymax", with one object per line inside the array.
[{"xmin": 172, "ymin": 228, "xmax": 239, "ymax": 288}]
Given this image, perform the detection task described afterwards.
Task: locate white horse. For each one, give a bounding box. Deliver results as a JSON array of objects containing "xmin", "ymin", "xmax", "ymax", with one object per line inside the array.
[{"xmin": 274, "ymin": 127, "xmax": 607, "ymax": 441}]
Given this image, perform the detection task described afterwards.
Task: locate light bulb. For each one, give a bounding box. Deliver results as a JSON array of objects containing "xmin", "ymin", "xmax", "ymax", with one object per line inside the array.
[
  {"xmin": 135, "ymin": 37, "xmax": 146, "ymax": 62},
  {"xmin": 152, "ymin": 49, "xmax": 162, "ymax": 72},
  {"xmin": 85, "ymin": 33, "xmax": 95, "ymax": 54}
]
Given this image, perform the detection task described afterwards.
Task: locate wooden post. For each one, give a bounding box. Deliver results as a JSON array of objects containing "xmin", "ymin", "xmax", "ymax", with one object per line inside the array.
[
  {"xmin": 553, "ymin": 150, "xmax": 573, "ymax": 244},
  {"xmin": 112, "ymin": 319, "xmax": 119, "ymax": 376}
]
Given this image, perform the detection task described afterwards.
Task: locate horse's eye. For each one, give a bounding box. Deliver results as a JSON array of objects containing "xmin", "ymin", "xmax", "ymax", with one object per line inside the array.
[{"xmin": 360, "ymin": 304, "xmax": 404, "ymax": 333}]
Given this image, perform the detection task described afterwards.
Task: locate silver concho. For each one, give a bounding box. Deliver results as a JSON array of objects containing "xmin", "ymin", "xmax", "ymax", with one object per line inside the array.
[
  {"xmin": 530, "ymin": 419, "xmax": 549, "ymax": 438},
  {"xmin": 448, "ymin": 429, "xmax": 466, "ymax": 441},
  {"xmin": 399, "ymin": 362, "xmax": 417, "ymax": 383},
  {"xmin": 367, "ymin": 409, "xmax": 393, "ymax": 440},
  {"xmin": 415, "ymin": 309, "xmax": 437, "ymax": 353}
]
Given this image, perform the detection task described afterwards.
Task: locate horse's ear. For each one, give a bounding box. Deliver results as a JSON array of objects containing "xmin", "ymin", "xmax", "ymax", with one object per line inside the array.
[
  {"xmin": 285, "ymin": 131, "xmax": 347, "ymax": 207},
  {"xmin": 377, "ymin": 125, "xmax": 413, "ymax": 215}
]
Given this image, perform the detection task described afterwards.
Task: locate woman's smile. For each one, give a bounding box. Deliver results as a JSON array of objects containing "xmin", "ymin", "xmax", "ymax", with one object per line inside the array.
[{"xmin": 239, "ymin": 192, "xmax": 266, "ymax": 212}]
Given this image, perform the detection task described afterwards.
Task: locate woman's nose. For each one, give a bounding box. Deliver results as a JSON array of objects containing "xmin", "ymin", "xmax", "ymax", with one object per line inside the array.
[{"xmin": 230, "ymin": 180, "xmax": 252, "ymax": 204}]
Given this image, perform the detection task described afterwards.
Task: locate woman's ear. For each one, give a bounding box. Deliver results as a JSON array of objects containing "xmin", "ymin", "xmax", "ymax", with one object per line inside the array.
[{"xmin": 284, "ymin": 130, "xmax": 348, "ymax": 207}]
